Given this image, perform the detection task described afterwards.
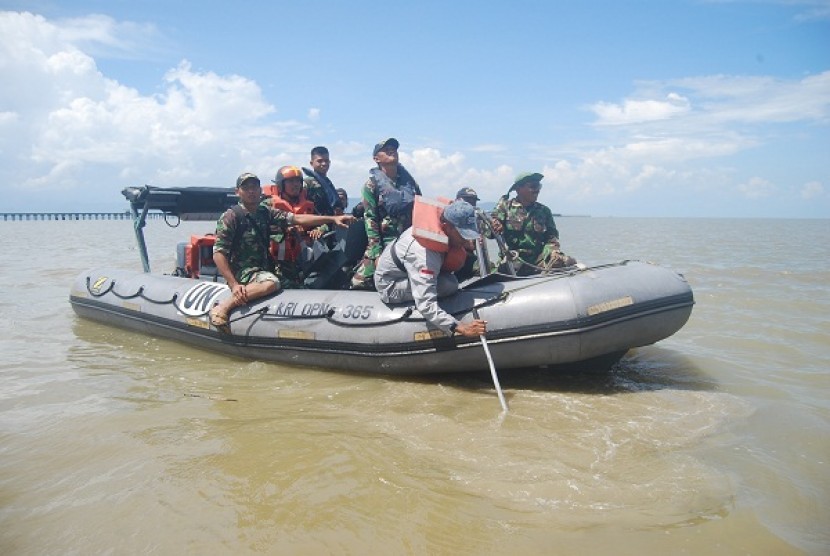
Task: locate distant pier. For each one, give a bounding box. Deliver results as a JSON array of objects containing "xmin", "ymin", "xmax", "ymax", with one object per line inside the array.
[{"xmin": 1, "ymin": 212, "xmax": 164, "ymax": 221}]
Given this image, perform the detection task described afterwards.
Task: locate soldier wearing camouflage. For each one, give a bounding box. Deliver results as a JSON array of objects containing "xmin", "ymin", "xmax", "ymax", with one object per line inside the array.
[
  {"xmin": 214, "ymin": 187, "xmax": 292, "ymax": 286},
  {"xmin": 302, "ymin": 146, "xmax": 342, "ymax": 210},
  {"xmin": 350, "ymin": 138, "xmax": 422, "ymax": 290},
  {"xmin": 490, "ymin": 172, "xmax": 576, "ymax": 275},
  {"xmin": 209, "ymin": 173, "xmax": 354, "ymax": 332}
]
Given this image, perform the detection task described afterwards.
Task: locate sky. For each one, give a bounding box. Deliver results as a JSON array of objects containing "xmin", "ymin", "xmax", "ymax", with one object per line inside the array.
[{"xmin": 1, "ymin": 0, "xmax": 828, "ymax": 217}]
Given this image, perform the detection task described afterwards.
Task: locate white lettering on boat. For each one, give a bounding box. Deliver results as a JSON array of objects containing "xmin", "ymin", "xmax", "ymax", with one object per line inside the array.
[{"xmin": 180, "ymin": 282, "xmax": 228, "ymax": 316}]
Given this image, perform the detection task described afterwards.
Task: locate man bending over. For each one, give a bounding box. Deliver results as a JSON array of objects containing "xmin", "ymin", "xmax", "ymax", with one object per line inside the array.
[{"xmin": 374, "ymin": 200, "xmax": 487, "ymax": 338}]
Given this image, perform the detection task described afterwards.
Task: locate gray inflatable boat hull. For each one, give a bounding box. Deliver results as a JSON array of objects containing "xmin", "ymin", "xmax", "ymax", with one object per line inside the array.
[{"xmin": 70, "ymin": 260, "xmax": 694, "ymax": 374}]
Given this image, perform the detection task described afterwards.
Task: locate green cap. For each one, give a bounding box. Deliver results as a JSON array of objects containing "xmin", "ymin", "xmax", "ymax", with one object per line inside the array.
[
  {"xmin": 236, "ymin": 172, "xmax": 260, "ymax": 188},
  {"xmin": 510, "ymin": 172, "xmax": 544, "ymax": 192}
]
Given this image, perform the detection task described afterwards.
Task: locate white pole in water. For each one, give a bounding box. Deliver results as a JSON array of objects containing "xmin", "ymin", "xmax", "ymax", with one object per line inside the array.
[
  {"xmin": 474, "ymin": 308, "xmax": 508, "ymax": 413},
  {"xmin": 481, "ymin": 333, "xmax": 508, "ymax": 413}
]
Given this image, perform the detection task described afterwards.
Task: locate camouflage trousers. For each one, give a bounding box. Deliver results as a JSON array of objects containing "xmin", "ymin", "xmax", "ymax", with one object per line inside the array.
[
  {"xmin": 275, "ymin": 261, "xmax": 305, "ymax": 290},
  {"xmin": 503, "ymin": 244, "xmax": 577, "ymax": 276},
  {"xmin": 349, "ymin": 236, "xmax": 393, "ymax": 290},
  {"xmin": 537, "ymin": 243, "xmax": 577, "ymax": 270}
]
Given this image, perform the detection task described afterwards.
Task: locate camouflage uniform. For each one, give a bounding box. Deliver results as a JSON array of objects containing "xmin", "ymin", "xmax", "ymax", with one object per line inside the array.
[
  {"xmin": 303, "ymin": 168, "xmax": 347, "ymax": 247},
  {"xmin": 490, "ymin": 197, "xmax": 575, "ymax": 275},
  {"xmin": 213, "ymin": 201, "xmax": 294, "ymax": 285},
  {"xmin": 350, "ymin": 166, "xmax": 421, "ymax": 289},
  {"xmin": 274, "ymin": 259, "xmax": 303, "ymax": 289},
  {"xmin": 302, "ymin": 167, "xmax": 342, "ymax": 222}
]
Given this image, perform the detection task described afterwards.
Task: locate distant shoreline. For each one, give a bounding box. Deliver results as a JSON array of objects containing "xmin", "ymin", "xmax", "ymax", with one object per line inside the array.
[
  {"xmin": 2, "ymin": 210, "xmax": 593, "ymax": 221},
  {"xmin": 0, "ymin": 211, "xmax": 160, "ymax": 221}
]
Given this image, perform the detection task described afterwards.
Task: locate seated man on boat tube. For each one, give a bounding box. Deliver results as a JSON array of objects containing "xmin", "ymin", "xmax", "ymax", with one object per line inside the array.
[
  {"xmin": 489, "ymin": 172, "xmax": 577, "ymax": 275},
  {"xmin": 374, "ymin": 199, "xmax": 487, "ymax": 338},
  {"xmin": 209, "ymin": 173, "xmax": 353, "ymax": 332}
]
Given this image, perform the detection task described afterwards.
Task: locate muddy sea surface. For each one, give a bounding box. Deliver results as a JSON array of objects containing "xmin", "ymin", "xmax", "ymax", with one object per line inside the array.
[{"xmin": 0, "ymin": 217, "xmax": 828, "ymax": 555}]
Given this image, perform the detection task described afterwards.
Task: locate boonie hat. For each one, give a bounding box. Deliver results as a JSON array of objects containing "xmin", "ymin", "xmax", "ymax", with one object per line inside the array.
[
  {"xmin": 510, "ymin": 172, "xmax": 544, "ymax": 192},
  {"xmin": 372, "ymin": 137, "xmax": 400, "ymax": 156},
  {"xmin": 456, "ymin": 187, "xmax": 479, "ymax": 201},
  {"xmin": 236, "ymin": 172, "xmax": 260, "ymax": 188},
  {"xmin": 442, "ymin": 200, "xmax": 480, "ymax": 241}
]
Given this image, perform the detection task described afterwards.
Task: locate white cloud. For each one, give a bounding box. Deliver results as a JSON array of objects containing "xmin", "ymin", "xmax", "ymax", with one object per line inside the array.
[
  {"xmin": 57, "ymin": 13, "xmax": 169, "ymax": 60},
  {"xmin": 790, "ymin": 0, "xmax": 830, "ymax": 21},
  {"xmin": 0, "ymin": 10, "xmax": 286, "ymax": 203},
  {"xmin": 670, "ymin": 72, "xmax": 830, "ymax": 125},
  {"xmin": 0, "ymin": 10, "xmax": 826, "ymax": 217},
  {"xmin": 624, "ymin": 135, "xmax": 752, "ymax": 161},
  {"xmin": 538, "ymin": 134, "xmax": 746, "ymax": 201},
  {"xmin": 591, "ymin": 72, "xmax": 830, "ymax": 132},
  {"xmin": 702, "ymin": 0, "xmax": 830, "ymax": 22},
  {"xmin": 469, "ymin": 144, "xmax": 508, "ymax": 153},
  {"xmin": 22, "ymin": 59, "xmax": 279, "ymax": 189},
  {"xmin": 627, "ymin": 164, "xmax": 677, "ymax": 193},
  {"xmin": 801, "ymin": 180, "xmax": 824, "ymax": 199},
  {"xmin": 591, "ymin": 92, "xmax": 691, "ymax": 125},
  {"xmin": 405, "ymin": 147, "xmax": 465, "ymax": 177},
  {"xmin": 163, "ymin": 61, "xmax": 274, "ymax": 128},
  {"xmin": 400, "ymin": 148, "xmax": 513, "ymax": 200},
  {"xmin": 738, "ymin": 176, "xmax": 776, "ymax": 198},
  {"xmin": 567, "ymin": 70, "xmax": 829, "ymax": 213}
]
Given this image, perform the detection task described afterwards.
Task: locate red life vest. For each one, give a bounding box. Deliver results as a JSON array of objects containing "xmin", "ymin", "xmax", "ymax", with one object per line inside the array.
[
  {"xmin": 263, "ymin": 187, "xmax": 316, "ymax": 262},
  {"xmin": 411, "ymin": 196, "xmax": 468, "ymax": 273}
]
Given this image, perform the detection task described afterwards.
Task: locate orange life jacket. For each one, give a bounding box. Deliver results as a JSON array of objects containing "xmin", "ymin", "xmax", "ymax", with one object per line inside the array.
[
  {"xmin": 264, "ymin": 187, "xmax": 316, "ymax": 262},
  {"xmin": 411, "ymin": 195, "xmax": 468, "ymax": 272}
]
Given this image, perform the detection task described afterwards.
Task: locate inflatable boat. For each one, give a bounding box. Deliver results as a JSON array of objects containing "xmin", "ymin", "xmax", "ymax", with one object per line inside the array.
[{"xmin": 69, "ymin": 186, "xmax": 694, "ymax": 375}]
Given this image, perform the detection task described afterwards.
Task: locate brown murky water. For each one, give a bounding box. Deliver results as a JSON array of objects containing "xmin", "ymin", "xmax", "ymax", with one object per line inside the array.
[{"xmin": 1, "ymin": 217, "xmax": 827, "ymax": 554}]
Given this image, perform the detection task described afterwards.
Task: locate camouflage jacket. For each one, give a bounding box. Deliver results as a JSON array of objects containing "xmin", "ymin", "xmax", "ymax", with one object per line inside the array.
[
  {"xmin": 490, "ymin": 197, "xmax": 561, "ymax": 265},
  {"xmin": 302, "ymin": 167, "xmax": 341, "ymax": 216},
  {"xmin": 213, "ymin": 201, "xmax": 293, "ymax": 284},
  {"xmin": 361, "ymin": 165, "xmax": 421, "ymax": 250}
]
